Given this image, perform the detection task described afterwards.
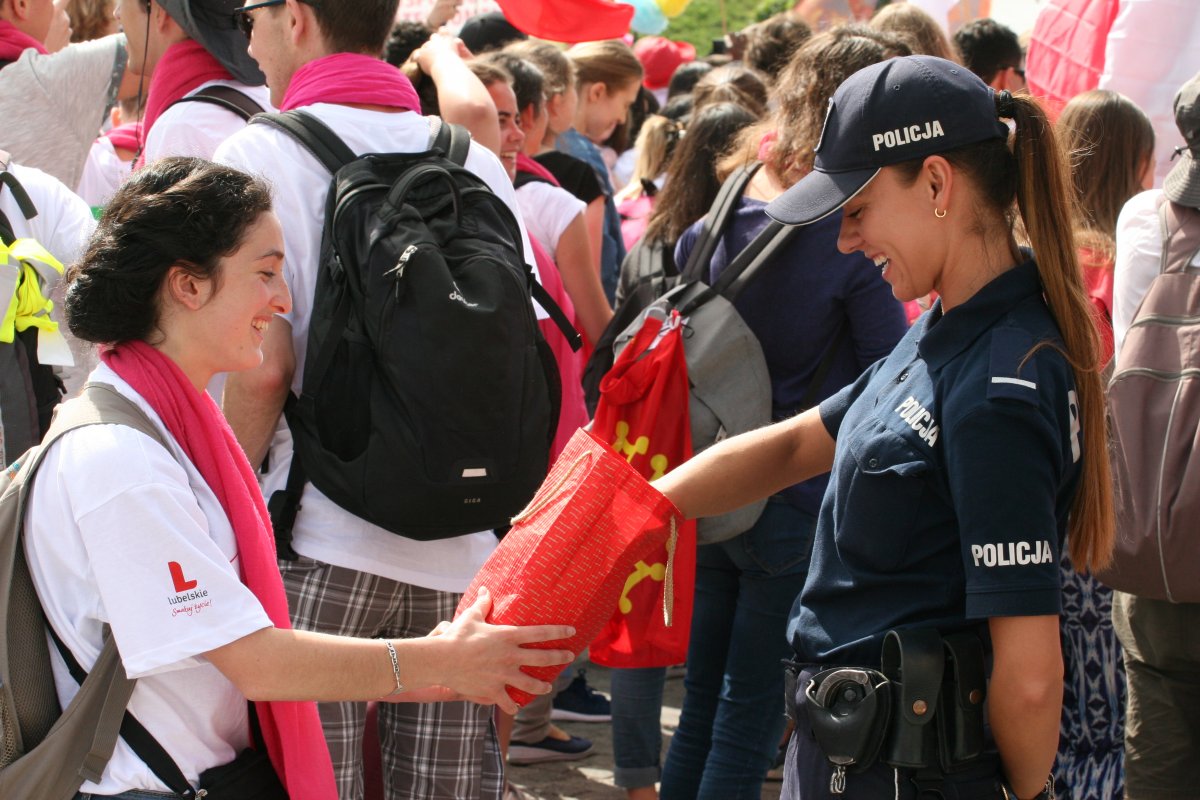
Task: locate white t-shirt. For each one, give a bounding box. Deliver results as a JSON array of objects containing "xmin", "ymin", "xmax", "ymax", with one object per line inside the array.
[
  {"xmin": 215, "ymin": 104, "xmax": 537, "ymax": 592},
  {"xmin": 2, "ymin": 161, "xmax": 97, "ymax": 401},
  {"xmin": 76, "ymin": 136, "xmax": 133, "ymax": 208},
  {"xmin": 515, "ymin": 180, "xmax": 585, "ymax": 259},
  {"xmin": 1112, "ymin": 188, "xmax": 1200, "ymax": 361},
  {"xmin": 144, "ymin": 80, "xmax": 273, "ymax": 164},
  {"xmin": 23, "ymin": 364, "xmax": 274, "ymax": 795}
]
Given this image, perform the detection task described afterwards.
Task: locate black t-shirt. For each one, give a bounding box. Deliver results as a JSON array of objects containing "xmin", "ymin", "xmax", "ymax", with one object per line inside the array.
[{"xmin": 534, "ymin": 151, "xmax": 604, "ymax": 205}]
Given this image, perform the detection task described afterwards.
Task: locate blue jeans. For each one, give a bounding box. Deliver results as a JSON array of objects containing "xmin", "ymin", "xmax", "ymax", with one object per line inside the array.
[
  {"xmin": 611, "ymin": 666, "xmax": 668, "ymax": 788},
  {"xmin": 660, "ymin": 499, "xmax": 816, "ymax": 800}
]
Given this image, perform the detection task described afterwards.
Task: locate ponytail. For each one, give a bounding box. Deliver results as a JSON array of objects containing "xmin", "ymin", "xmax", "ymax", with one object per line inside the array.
[{"xmin": 1008, "ymin": 92, "xmax": 1114, "ymax": 573}]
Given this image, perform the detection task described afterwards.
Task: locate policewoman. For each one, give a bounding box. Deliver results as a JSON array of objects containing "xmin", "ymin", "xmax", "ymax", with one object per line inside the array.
[{"xmin": 655, "ymin": 56, "xmax": 1113, "ymax": 800}]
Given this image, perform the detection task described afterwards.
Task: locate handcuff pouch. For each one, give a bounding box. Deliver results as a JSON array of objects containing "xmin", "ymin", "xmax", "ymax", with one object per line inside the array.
[{"xmin": 803, "ymin": 666, "xmax": 892, "ymax": 772}]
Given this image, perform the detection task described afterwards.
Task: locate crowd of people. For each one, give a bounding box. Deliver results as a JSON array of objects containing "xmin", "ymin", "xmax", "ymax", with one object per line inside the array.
[{"xmin": 1, "ymin": 0, "xmax": 1197, "ymax": 799}]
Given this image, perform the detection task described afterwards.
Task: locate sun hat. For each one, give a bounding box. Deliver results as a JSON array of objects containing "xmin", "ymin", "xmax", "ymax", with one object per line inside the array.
[
  {"xmin": 766, "ymin": 55, "xmax": 1009, "ymax": 226},
  {"xmin": 1164, "ymin": 72, "xmax": 1200, "ymax": 208},
  {"xmin": 159, "ymin": 0, "xmax": 264, "ymax": 85},
  {"xmin": 632, "ymin": 36, "xmax": 696, "ymax": 91}
]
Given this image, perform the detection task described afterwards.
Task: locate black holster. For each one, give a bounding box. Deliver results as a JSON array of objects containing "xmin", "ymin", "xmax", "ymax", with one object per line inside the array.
[{"xmin": 881, "ymin": 628, "xmax": 988, "ymax": 774}]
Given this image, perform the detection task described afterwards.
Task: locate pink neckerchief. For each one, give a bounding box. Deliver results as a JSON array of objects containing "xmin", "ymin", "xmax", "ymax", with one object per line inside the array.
[
  {"xmin": 279, "ymin": 53, "xmax": 420, "ymax": 112},
  {"xmin": 103, "ymin": 122, "xmax": 143, "ymax": 153},
  {"xmin": 101, "ymin": 341, "xmax": 337, "ymax": 800},
  {"xmin": 137, "ymin": 40, "xmax": 233, "ymax": 167},
  {"xmin": 0, "ymin": 19, "xmax": 46, "ymax": 62},
  {"xmin": 517, "ymin": 152, "xmax": 560, "ymax": 186}
]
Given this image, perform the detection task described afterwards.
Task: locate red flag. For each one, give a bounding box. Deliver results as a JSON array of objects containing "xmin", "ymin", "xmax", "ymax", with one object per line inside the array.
[
  {"xmin": 496, "ymin": 0, "xmax": 634, "ymax": 43},
  {"xmin": 1025, "ymin": 0, "xmax": 1119, "ymax": 120}
]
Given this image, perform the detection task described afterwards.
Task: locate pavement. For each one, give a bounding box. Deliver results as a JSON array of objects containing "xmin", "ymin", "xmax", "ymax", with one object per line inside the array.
[{"xmin": 505, "ymin": 665, "xmax": 783, "ymax": 800}]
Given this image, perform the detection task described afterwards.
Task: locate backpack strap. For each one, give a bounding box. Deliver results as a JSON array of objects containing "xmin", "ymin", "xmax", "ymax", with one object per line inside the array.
[
  {"xmin": 680, "ymin": 162, "xmax": 761, "ymax": 283},
  {"xmin": 0, "ymin": 157, "xmax": 39, "ymax": 247},
  {"xmin": 429, "ymin": 117, "xmax": 472, "ymax": 166},
  {"xmin": 46, "ymin": 626, "xmax": 197, "ymax": 798},
  {"xmin": 677, "ymin": 219, "xmax": 797, "ymax": 317},
  {"xmin": 9, "ymin": 384, "xmax": 197, "ymax": 796},
  {"xmin": 1157, "ymin": 197, "xmax": 1200, "ymax": 275},
  {"xmin": 168, "ymin": 85, "xmax": 265, "ymax": 122},
  {"xmin": 251, "ymin": 110, "xmax": 357, "ymax": 174}
]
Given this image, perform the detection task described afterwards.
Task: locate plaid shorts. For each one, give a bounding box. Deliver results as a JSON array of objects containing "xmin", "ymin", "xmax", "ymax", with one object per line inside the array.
[{"xmin": 280, "ymin": 555, "xmax": 502, "ymax": 800}]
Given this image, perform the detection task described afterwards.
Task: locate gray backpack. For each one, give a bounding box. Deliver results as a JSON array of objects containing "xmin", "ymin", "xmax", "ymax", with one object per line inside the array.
[
  {"xmin": 1100, "ymin": 198, "xmax": 1200, "ymax": 602},
  {"xmin": 612, "ymin": 206, "xmax": 847, "ymax": 544},
  {"xmin": 0, "ymin": 384, "xmax": 169, "ymax": 799}
]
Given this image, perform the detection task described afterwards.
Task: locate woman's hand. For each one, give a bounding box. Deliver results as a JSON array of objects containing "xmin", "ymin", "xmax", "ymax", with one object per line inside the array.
[{"xmin": 418, "ymin": 588, "xmax": 576, "ymax": 715}]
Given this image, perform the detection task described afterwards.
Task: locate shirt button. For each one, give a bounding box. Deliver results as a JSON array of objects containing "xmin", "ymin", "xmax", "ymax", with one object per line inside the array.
[
  {"xmin": 898, "ymin": 371, "xmax": 909, "ymax": 382},
  {"xmin": 868, "ymin": 458, "xmax": 880, "ymax": 468}
]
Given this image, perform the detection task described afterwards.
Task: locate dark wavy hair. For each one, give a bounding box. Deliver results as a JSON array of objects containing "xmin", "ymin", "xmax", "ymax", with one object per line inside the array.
[
  {"xmin": 65, "ymin": 157, "xmax": 273, "ymax": 345},
  {"xmin": 643, "ymin": 102, "xmax": 757, "ymax": 245}
]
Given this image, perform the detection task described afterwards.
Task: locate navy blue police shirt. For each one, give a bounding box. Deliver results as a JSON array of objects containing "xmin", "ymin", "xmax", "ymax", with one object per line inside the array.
[{"xmin": 787, "ymin": 260, "xmax": 1082, "ymax": 666}]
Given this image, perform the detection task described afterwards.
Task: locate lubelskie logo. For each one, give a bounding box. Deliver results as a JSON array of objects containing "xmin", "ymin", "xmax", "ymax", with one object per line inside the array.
[
  {"xmin": 169, "ymin": 560, "xmax": 197, "ymax": 592},
  {"xmin": 167, "ymin": 561, "xmax": 208, "ymax": 604}
]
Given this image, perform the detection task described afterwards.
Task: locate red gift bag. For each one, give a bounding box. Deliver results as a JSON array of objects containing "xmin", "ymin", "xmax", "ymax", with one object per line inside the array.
[
  {"xmin": 589, "ymin": 310, "xmax": 697, "ymax": 668},
  {"xmin": 454, "ymin": 428, "xmax": 681, "ymax": 706}
]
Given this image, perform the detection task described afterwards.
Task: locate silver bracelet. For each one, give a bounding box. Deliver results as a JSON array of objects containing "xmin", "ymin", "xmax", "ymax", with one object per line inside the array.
[{"xmin": 380, "ymin": 639, "xmax": 405, "ymax": 697}]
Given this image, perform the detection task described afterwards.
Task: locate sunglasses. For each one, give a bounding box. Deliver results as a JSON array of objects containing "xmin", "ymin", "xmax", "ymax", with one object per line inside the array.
[
  {"xmin": 233, "ymin": 0, "xmax": 283, "ymax": 38},
  {"xmin": 234, "ymin": 0, "xmax": 321, "ymax": 39}
]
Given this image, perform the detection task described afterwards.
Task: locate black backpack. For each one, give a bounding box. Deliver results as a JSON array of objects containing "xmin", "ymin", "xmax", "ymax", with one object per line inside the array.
[
  {"xmin": 252, "ymin": 111, "xmax": 579, "ymax": 551},
  {"xmin": 0, "ymin": 160, "xmax": 64, "ymax": 466}
]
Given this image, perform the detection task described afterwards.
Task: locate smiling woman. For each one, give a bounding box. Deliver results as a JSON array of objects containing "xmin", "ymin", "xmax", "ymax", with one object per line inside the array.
[
  {"xmin": 21, "ymin": 157, "xmax": 576, "ymax": 800},
  {"xmin": 654, "ymin": 56, "xmax": 1114, "ymax": 800}
]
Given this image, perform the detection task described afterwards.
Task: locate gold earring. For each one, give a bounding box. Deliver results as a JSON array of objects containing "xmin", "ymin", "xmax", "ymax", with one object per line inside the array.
[{"xmin": 934, "ymin": 208, "xmax": 947, "ymax": 218}]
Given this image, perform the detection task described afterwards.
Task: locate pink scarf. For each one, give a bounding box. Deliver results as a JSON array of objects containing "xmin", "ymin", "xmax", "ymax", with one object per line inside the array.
[
  {"xmin": 517, "ymin": 152, "xmax": 560, "ymax": 187},
  {"xmin": 103, "ymin": 122, "xmax": 143, "ymax": 153},
  {"xmin": 101, "ymin": 341, "xmax": 337, "ymax": 800},
  {"xmin": 0, "ymin": 19, "xmax": 46, "ymax": 62},
  {"xmin": 279, "ymin": 53, "xmax": 420, "ymax": 112},
  {"xmin": 137, "ymin": 40, "xmax": 233, "ymax": 167}
]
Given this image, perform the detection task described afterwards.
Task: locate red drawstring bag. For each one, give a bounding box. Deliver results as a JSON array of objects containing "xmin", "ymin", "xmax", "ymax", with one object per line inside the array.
[
  {"xmin": 454, "ymin": 427, "xmax": 681, "ymax": 706},
  {"xmin": 589, "ymin": 310, "xmax": 697, "ymax": 668}
]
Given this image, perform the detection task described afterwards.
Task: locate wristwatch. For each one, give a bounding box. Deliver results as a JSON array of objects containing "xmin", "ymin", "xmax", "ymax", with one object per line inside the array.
[{"xmin": 1001, "ymin": 776, "xmax": 1055, "ymax": 800}]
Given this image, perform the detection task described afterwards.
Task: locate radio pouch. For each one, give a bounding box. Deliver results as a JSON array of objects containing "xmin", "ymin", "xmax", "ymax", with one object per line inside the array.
[
  {"xmin": 803, "ymin": 666, "xmax": 892, "ymax": 793},
  {"xmin": 937, "ymin": 633, "xmax": 987, "ymax": 769},
  {"xmin": 881, "ymin": 628, "xmax": 943, "ymax": 769}
]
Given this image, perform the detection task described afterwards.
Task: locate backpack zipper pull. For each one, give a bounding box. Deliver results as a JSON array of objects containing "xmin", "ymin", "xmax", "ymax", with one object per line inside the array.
[{"xmin": 390, "ymin": 245, "xmax": 418, "ymax": 300}]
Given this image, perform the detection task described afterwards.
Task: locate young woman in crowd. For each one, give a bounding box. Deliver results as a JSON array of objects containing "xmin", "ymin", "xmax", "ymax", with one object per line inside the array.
[
  {"xmin": 613, "ymin": 112, "xmax": 683, "ymax": 250},
  {"xmin": 1051, "ymin": 87, "xmax": 1153, "ymax": 800},
  {"xmin": 869, "ymin": 1, "xmax": 959, "ymax": 61},
  {"xmin": 24, "ymin": 158, "xmax": 575, "ymax": 799},
  {"xmin": 656, "ymin": 54, "xmax": 1113, "ymax": 800},
  {"xmin": 507, "ymin": 39, "xmax": 609, "ymax": 307},
  {"xmin": 1058, "ymin": 89, "xmax": 1155, "ymax": 364},
  {"xmin": 690, "ymin": 64, "xmax": 769, "ymax": 118},
  {"xmin": 656, "ymin": 27, "xmax": 909, "ymax": 800},
  {"xmin": 608, "ymin": 100, "xmax": 760, "ymax": 800},
  {"xmin": 561, "ymin": 39, "xmax": 644, "ymax": 303}
]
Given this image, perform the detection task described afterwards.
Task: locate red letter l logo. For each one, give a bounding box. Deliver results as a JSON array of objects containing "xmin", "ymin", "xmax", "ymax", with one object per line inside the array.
[{"xmin": 168, "ymin": 561, "xmax": 198, "ymax": 593}]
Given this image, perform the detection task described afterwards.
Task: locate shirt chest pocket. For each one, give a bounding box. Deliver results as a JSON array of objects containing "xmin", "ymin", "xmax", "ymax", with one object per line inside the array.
[{"xmin": 834, "ymin": 426, "xmax": 933, "ymax": 571}]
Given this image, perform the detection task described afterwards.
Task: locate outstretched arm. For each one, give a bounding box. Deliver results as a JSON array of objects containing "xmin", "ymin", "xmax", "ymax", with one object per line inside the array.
[
  {"xmin": 205, "ymin": 589, "xmax": 575, "ymax": 716},
  {"xmin": 656, "ymin": 408, "xmax": 836, "ymax": 519}
]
